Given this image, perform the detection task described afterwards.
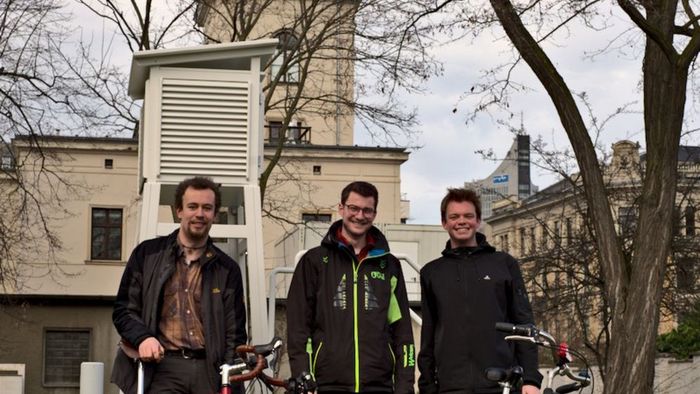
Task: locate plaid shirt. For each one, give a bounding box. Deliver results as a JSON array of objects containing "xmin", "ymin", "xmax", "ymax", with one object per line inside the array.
[{"xmin": 158, "ymin": 245, "xmax": 215, "ymax": 351}]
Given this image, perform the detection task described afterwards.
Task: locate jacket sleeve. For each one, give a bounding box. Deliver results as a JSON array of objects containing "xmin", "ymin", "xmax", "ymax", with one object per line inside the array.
[
  {"xmin": 507, "ymin": 258, "xmax": 543, "ymax": 388},
  {"xmin": 223, "ymin": 260, "xmax": 248, "ymax": 364},
  {"xmin": 417, "ymin": 268, "xmax": 438, "ymax": 394},
  {"xmin": 286, "ymin": 251, "xmax": 318, "ymax": 378},
  {"xmin": 112, "ymin": 243, "xmax": 153, "ymax": 348},
  {"xmin": 389, "ymin": 258, "xmax": 415, "ymax": 394}
]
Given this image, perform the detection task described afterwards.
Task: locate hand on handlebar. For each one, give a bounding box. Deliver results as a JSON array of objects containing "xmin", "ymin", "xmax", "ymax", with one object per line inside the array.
[{"xmin": 138, "ymin": 337, "xmax": 164, "ymax": 363}]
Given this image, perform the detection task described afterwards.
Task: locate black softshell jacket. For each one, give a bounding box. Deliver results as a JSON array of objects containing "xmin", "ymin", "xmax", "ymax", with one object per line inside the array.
[
  {"xmin": 111, "ymin": 230, "xmax": 247, "ymax": 393},
  {"xmin": 287, "ymin": 220, "xmax": 415, "ymax": 393},
  {"xmin": 418, "ymin": 233, "xmax": 542, "ymax": 394}
]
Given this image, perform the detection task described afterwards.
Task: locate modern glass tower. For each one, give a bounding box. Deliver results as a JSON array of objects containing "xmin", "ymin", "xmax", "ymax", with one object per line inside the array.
[{"xmin": 466, "ymin": 134, "xmax": 537, "ymax": 219}]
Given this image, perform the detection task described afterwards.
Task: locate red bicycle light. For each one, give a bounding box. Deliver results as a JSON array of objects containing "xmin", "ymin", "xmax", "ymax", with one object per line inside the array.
[{"xmin": 558, "ymin": 342, "xmax": 572, "ymax": 363}]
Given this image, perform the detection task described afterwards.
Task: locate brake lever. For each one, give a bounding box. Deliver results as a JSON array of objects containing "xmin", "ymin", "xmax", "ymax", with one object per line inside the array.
[{"xmin": 504, "ymin": 335, "xmax": 538, "ymax": 344}]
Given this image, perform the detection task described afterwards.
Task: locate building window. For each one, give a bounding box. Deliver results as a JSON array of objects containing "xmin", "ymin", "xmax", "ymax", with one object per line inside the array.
[
  {"xmin": 268, "ymin": 121, "xmax": 284, "ymax": 142},
  {"xmin": 302, "ymin": 213, "xmax": 332, "ymax": 223},
  {"xmin": 618, "ymin": 206, "xmax": 638, "ymax": 236},
  {"xmin": 104, "ymin": 158, "xmax": 113, "ymax": 169},
  {"xmin": 519, "ymin": 228, "xmax": 526, "ymax": 256},
  {"xmin": 1, "ymin": 155, "xmax": 13, "ymax": 170},
  {"xmin": 541, "ymin": 224, "xmax": 549, "ymax": 249},
  {"xmin": 677, "ymin": 257, "xmax": 696, "ymax": 292},
  {"xmin": 271, "ymin": 30, "xmax": 299, "ymax": 83},
  {"xmin": 43, "ymin": 329, "xmax": 90, "ymax": 387},
  {"xmin": 530, "ymin": 227, "xmax": 536, "ymax": 254},
  {"xmin": 91, "ymin": 208, "xmax": 123, "ymax": 260},
  {"xmin": 673, "ymin": 208, "xmax": 681, "ymax": 236},
  {"xmin": 313, "ymin": 165, "xmax": 321, "ymax": 175},
  {"xmin": 685, "ymin": 205, "xmax": 696, "ymax": 236}
]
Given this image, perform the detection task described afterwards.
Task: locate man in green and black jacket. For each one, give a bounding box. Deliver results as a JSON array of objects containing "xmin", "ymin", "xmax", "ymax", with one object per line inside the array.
[{"xmin": 287, "ymin": 181, "xmax": 415, "ymax": 394}]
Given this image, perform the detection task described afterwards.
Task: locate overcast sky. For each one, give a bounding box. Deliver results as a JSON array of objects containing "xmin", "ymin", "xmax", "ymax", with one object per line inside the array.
[{"xmin": 360, "ymin": 8, "xmax": 686, "ymax": 225}]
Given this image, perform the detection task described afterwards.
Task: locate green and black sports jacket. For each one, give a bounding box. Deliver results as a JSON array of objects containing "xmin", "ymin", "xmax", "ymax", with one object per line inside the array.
[{"xmin": 287, "ymin": 220, "xmax": 415, "ymax": 393}]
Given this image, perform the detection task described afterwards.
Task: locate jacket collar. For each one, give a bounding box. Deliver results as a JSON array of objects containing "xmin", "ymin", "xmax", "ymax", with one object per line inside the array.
[
  {"xmin": 441, "ymin": 232, "xmax": 495, "ymax": 257},
  {"xmin": 166, "ymin": 229, "xmax": 217, "ymax": 263},
  {"xmin": 321, "ymin": 219, "xmax": 390, "ymax": 256}
]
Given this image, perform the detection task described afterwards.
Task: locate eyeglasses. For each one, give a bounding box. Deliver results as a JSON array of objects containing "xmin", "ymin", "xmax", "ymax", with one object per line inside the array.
[{"xmin": 343, "ymin": 204, "xmax": 376, "ymax": 216}]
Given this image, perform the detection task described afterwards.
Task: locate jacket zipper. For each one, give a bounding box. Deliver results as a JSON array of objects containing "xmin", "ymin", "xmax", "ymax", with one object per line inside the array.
[
  {"xmin": 348, "ymin": 249, "xmax": 389, "ymax": 392},
  {"xmin": 312, "ymin": 342, "xmax": 323, "ymax": 377},
  {"xmin": 388, "ymin": 343, "xmax": 396, "ymax": 385}
]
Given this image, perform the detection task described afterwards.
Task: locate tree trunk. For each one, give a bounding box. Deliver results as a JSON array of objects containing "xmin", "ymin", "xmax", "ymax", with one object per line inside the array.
[
  {"xmin": 489, "ymin": 1, "xmax": 688, "ymax": 392},
  {"xmin": 605, "ymin": 2, "xmax": 685, "ymax": 392}
]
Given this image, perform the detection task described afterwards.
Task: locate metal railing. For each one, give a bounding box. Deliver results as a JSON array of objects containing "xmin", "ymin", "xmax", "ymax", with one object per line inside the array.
[{"xmin": 264, "ymin": 125, "xmax": 311, "ymax": 144}]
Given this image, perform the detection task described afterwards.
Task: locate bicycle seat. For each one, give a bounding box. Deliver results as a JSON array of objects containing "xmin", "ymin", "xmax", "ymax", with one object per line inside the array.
[
  {"xmin": 484, "ymin": 365, "xmax": 523, "ymax": 383},
  {"xmin": 252, "ymin": 337, "xmax": 283, "ymax": 357}
]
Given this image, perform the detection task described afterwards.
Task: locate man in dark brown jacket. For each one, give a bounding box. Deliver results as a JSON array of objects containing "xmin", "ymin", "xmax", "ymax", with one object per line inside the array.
[{"xmin": 111, "ymin": 177, "xmax": 247, "ymax": 393}]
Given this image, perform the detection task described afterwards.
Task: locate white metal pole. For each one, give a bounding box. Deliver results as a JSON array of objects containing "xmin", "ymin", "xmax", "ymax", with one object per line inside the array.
[{"xmin": 79, "ymin": 362, "xmax": 104, "ymax": 394}]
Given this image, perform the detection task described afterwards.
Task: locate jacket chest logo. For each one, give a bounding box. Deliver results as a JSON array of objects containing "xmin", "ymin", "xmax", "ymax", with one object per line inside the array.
[{"xmin": 371, "ymin": 271, "xmax": 385, "ymax": 281}]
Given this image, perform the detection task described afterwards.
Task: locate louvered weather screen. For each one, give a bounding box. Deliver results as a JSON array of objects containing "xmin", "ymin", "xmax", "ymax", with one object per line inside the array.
[{"xmin": 159, "ymin": 78, "xmax": 250, "ymax": 179}]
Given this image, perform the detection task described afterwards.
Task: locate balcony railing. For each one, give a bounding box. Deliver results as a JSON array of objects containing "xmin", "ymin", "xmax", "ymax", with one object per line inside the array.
[{"xmin": 264, "ymin": 125, "xmax": 311, "ymax": 144}]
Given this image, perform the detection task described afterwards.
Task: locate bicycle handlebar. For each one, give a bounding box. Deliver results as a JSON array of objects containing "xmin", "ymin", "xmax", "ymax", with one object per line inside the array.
[
  {"xmin": 494, "ymin": 322, "xmax": 538, "ymax": 337},
  {"xmin": 220, "ymin": 337, "xmax": 315, "ymax": 394},
  {"xmin": 228, "ymin": 353, "xmax": 266, "ymax": 383},
  {"xmin": 225, "ymin": 337, "xmax": 283, "ymax": 383},
  {"xmin": 555, "ymin": 382, "xmax": 584, "ymax": 393},
  {"xmin": 495, "ymin": 322, "xmax": 590, "ymax": 387}
]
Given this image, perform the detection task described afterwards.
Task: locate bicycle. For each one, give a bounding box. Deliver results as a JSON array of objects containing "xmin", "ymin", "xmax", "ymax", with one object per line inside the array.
[
  {"xmin": 491, "ymin": 322, "xmax": 592, "ymax": 394},
  {"xmin": 121, "ymin": 337, "xmax": 314, "ymax": 394},
  {"xmin": 219, "ymin": 336, "xmax": 315, "ymax": 394}
]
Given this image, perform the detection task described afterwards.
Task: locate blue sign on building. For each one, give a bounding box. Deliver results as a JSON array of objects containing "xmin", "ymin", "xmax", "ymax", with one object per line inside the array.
[{"xmin": 493, "ymin": 175, "xmax": 509, "ymax": 184}]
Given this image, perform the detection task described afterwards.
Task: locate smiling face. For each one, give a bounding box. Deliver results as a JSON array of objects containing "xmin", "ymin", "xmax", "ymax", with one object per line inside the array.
[
  {"xmin": 176, "ymin": 187, "xmax": 216, "ymax": 244},
  {"xmin": 442, "ymin": 200, "xmax": 481, "ymax": 248},
  {"xmin": 338, "ymin": 191, "xmax": 377, "ymax": 241}
]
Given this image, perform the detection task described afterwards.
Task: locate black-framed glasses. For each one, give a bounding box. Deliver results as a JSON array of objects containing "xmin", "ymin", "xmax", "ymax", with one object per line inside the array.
[{"xmin": 343, "ymin": 204, "xmax": 376, "ymax": 216}]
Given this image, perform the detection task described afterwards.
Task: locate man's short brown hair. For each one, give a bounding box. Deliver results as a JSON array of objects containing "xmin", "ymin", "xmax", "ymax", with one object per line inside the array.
[
  {"xmin": 341, "ymin": 181, "xmax": 379, "ymax": 209},
  {"xmin": 440, "ymin": 188, "xmax": 482, "ymax": 221},
  {"xmin": 175, "ymin": 177, "xmax": 222, "ymax": 212}
]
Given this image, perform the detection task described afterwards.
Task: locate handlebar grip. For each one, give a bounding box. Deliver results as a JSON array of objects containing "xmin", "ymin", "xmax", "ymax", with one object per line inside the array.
[
  {"xmin": 495, "ymin": 322, "xmax": 516, "ymax": 333},
  {"xmin": 495, "ymin": 322, "xmax": 537, "ymax": 336},
  {"xmin": 555, "ymin": 383, "xmax": 581, "ymax": 393}
]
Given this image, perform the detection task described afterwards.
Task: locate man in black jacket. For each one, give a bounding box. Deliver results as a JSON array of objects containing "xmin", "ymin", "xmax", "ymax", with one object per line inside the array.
[
  {"xmin": 111, "ymin": 177, "xmax": 247, "ymax": 393},
  {"xmin": 418, "ymin": 188, "xmax": 541, "ymax": 394},
  {"xmin": 287, "ymin": 181, "xmax": 415, "ymax": 393}
]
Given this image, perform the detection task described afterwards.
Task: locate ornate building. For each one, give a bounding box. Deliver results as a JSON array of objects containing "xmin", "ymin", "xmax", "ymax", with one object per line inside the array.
[{"xmin": 485, "ymin": 140, "xmax": 700, "ymax": 364}]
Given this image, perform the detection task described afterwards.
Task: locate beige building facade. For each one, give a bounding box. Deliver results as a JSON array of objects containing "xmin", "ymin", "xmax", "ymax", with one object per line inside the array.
[
  {"xmin": 0, "ymin": 136, "xmax": 409, "ymax": 394},
  {"xmin": 1, "ymin": 136, "xmax": 139, "ymax": 394}
]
